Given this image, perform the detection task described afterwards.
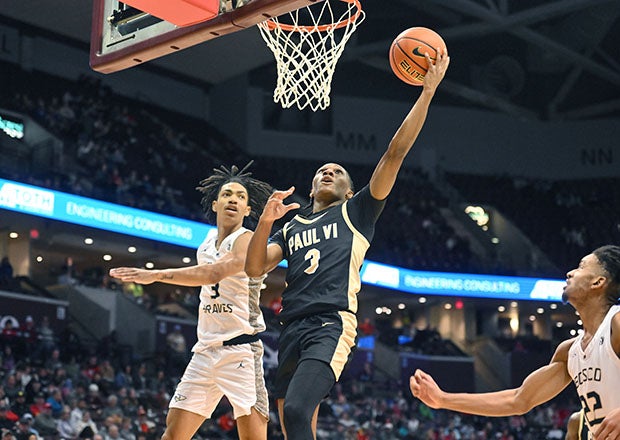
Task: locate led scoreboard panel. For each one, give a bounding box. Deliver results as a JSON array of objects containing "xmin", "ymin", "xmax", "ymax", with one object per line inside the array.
[
  {"xmin": 0, "ymin": 177, "xmax": 213, "ymax": 248},
  {"xmin": 0, "ymin": 177, "xmax": 564, "ymax": 301}
]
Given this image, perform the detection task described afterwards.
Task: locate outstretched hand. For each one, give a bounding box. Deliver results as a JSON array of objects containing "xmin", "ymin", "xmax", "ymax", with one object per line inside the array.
[
  {"xmin": 409, "ymin": 369, "xmax": 444, "ymax": 409},
  {"xmin": 109, "ymin": 267, "xmax": 157, "ymax": 285},
  {"xmin": 261, "ymin": 187, "xmax": 301, "ymax": 222},
  {"xmin": 595, "ymin": 407, "xmax": 620, "ymax": 439},
  {"xmin": 423, "ymin": 48, "xmax": 450, "ymax": 93}
]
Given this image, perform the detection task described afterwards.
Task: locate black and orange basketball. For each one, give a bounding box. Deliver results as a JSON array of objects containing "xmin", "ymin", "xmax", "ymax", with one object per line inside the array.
[{"xmin": 389, "ymin": 27, "xmax": 447, "ymax": 86}]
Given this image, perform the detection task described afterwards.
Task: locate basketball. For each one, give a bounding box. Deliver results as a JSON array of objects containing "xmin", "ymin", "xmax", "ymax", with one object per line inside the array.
[{"xmin": 389, "ymin": 27, "xmax": 447, "ymax": 86}]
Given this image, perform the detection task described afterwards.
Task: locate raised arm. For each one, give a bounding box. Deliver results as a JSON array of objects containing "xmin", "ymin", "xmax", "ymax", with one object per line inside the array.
[
  {"xmin": 110, "ymin": 232, "xmax": 252, "ymax": 287},
  {"xmin": 245, "ymin": 187, "xmax": 299, "ymax": 277},
  {"xmin": 369, "ymin": 49, "xmax": 450, "ymax": 200},
  {"xmin": 410, "ymin": 338, "xmax": 575, "ymax": 416}
]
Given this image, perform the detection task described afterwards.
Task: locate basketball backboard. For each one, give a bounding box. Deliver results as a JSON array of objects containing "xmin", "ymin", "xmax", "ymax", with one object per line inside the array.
[{"xmin": 90, "ymin": 0, "xmax": 321, "ymax": 74}]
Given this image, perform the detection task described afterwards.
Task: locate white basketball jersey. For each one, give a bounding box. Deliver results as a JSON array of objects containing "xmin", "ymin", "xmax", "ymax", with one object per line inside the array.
[
  {"xmin": 191, "ymin": 227, "xmax": 266, "ymax": 352},
  {"xmin": 568, "ymin": 304, "xmax": 620, "ymax": 437}
]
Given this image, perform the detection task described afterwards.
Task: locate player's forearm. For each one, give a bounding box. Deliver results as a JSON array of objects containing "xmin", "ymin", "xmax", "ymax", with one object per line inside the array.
[
  {"xmin": 437, "ymin": 389, "xmax": 528, "ymax": 416},
  {"xmin": 390, "ymin": 90, "xmax": 434, "ymax": 156},
  {"xmin": 153, "ymin": 265, "xmax": 223, "ymax": 287},
  {"xmin": 245, "ymin": 218, "xmax": 273, "ymax": 277}
]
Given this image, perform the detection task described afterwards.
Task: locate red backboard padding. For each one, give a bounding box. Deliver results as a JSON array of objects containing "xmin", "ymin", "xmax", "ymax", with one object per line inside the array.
[{"xmin": 121, "ymin": 0, "xmax": 219, "ymax": 26}]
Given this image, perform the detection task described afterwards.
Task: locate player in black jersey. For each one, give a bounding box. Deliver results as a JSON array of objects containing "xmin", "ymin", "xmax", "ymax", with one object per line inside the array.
[
  {"xmin": 566, "ymin": 410, "xmax": 589, "ymax": 440},
  {"xmin": 246, "ymin": 49, "xmax": 450, "ymax": 440}
]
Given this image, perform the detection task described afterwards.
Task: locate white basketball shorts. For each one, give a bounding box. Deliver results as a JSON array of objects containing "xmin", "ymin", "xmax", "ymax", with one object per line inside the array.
[{"xmin": 169, "ymin": 340, "xmax": 268, "ymax": 419}]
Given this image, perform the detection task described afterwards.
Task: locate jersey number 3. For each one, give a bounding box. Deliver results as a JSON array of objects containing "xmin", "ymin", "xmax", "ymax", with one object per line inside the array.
[
  {"xmin": 210, "ymin": 283, "xmax": 220, "ymax": 299},
  {"xmin": 304, "ymin": 249, "xmax": 321, "ymax": 275}
]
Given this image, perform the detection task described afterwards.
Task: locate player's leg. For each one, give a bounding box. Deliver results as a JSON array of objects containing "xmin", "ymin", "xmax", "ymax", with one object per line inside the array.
[
  {"xmin": 277, "ymin": 398, "xmax": 318, "ymax": 440},
  {"xmin": 236, "ymin": 406, "xmax": 268, "ymax": 440},
  {"xmin": 220, "ymin": 342, "xmax": 270, "ymax": 440},
  {"xmin": 161, "ymin": 408, "xmax": 206, "ymax": 440},
  {"xmin": 281, "ymin": 358, "xmax": 335, "ymax": 440},
  {"xmin": 165, "ymin": 351, "xmax": 222, "ymax": 440}
]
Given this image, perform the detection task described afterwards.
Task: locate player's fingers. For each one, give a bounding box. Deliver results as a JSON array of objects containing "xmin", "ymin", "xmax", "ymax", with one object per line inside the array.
[
  {"xmin": 271, "ymin": 186, "xmax": 296, "ymax": 200},
  {"xmin": 284, "ymin": 203, "xmax": 301, "ymax": 213}
]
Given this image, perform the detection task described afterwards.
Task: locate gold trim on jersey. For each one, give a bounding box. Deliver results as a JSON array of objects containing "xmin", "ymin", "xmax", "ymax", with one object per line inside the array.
[
  {"xmin": 290, "ymin": 211, "xmax": 330, "ymax": 225},
  {"xmin": 341, "ymin": 202, "xmax": 370, "ymax": 313},
  {"xmin": 329, "ymin": 311, "xmax": 358, "ymax": 380}
]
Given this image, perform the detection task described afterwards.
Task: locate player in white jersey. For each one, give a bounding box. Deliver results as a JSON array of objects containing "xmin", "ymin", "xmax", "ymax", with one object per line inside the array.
[
  {"xmin": 110, "ymin": 163, "xmax": 273, "ymax": 440},
  {"xmin": 410, "ymin": 245, "xmax": 620, "ymax": 439}
]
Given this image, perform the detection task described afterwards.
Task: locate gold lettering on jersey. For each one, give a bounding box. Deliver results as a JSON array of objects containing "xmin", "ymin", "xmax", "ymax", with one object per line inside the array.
[
  {"xmin": 288, "ymin": 222, "xmax": 339, "ymax": 254},
  {"xmin": 322, "ymin": 223, "xmax": 338, "ymax": 239}
]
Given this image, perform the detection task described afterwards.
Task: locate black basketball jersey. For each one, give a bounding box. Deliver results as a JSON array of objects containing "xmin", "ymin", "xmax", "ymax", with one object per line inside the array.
[
  {"xmin": 578, "ymin": 411, "xmax": 590, "ymax": 440},
  {"xmin": 270, "ymin": 185, "xmax": 385, "ymax": 323}
]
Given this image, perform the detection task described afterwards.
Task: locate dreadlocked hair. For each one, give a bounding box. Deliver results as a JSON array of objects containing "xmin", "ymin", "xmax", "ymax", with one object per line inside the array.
[{"xmin": 196, "ymin": 161, "xmax": 273, "ymax": 223}]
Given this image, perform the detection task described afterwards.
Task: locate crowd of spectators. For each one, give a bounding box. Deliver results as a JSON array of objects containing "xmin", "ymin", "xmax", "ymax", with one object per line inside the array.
[
  {"xmin": 0, "ymin": 314, "xmax": 578, "ymax": 440},
  {"xmin": 446, "ymin": 173, "xmax": 620, "ymax": 277},
  {"xmin": 0, "ymin": 61, "xmax": 590, "ymax": 439},
  {"xmin": 1, "ymin": 61, "xmax": 475, "ymax": 277}
]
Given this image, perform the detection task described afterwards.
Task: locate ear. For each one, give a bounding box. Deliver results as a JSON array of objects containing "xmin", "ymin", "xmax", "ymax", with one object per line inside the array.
[
  {"xmin": 211, "ymin": 200, "xmax": 217, "ymax": 212},
  {"xmin": 345, "ymin": 189, "xmax": 354, "ymax": 200},
  {"xmin": 244, "ymin": 205, "xmax": 251, "ymax": 217},
  {"xmin": 592, "ymin": 276, "xmax": 607, "ymax": 289}
]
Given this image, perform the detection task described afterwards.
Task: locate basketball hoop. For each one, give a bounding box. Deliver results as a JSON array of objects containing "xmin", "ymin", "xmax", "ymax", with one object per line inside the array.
[{"xmin": 257, "ymin": 0, "xmax": 365, "ymax": 111}]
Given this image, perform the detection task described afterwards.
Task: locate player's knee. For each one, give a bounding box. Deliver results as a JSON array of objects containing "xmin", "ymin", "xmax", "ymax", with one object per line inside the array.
[{"xmin": 283, "ymin": 398, "xmax": 312, "ymax": 428}]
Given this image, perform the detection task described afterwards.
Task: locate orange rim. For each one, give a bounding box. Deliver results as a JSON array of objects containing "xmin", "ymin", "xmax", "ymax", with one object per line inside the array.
[{"xmin": 263, "ymin": 0, "xmax": 362, "ymax": 33}]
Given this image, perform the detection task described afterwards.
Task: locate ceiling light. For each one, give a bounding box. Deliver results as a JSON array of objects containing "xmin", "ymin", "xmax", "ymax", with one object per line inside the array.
[
  {"xmin": 103, "ymin": 254, "xmax": 112, "ymax": 261},
  {"xmin": 84, "ymin": 238, "xmax": 94, "ymax": 245},
  {"xmin": 9, "ymin": 232, "xmax": 18, "ymax": 239},
  {"xmin": 127, "ymin": 246, "xmax": 137, "ymax": 253},
  {"xmin": 145, "ymin": 262, "xmax": 154, "ymax": 269}
]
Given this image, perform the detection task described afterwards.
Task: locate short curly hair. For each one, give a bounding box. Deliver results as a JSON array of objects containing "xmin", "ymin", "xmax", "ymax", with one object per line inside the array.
[
  {"xmin": 593, "ymin": 245, "xmax": 620, "ymax": 304},
  {"xmin": 196, "ymin": 161, "xmax": 273, "ymax": 223}
]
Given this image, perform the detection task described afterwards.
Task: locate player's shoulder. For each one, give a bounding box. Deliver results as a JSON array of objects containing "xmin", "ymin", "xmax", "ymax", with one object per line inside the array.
[{"xmin": 555, "ymin": 337, "xmax": 578, "ymax": 358}]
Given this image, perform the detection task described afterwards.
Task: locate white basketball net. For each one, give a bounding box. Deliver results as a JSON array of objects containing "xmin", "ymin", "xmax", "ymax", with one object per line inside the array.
[{"xmin": 257, "ymin": 0, "xmax": 365, "ymax": 111}]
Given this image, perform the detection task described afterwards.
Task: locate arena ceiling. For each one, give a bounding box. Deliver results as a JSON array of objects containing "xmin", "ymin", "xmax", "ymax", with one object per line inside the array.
[{"xmin": 1, "ymin": 0, "xmax": 620, "ymax": 121}]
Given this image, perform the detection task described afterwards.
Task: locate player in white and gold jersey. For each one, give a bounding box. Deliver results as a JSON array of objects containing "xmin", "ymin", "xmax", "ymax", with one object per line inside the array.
[
  {"xmin": 411, "ymin": 245, "xmax": 620, "ymax": 440},
  {"xmin": 110, "ymin": 163, "xmax": 273, "ymax": 440}
]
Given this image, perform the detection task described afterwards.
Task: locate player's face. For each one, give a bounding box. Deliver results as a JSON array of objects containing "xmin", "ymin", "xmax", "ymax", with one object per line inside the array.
[
  {"xmin": 212, "ymin": 182, "xmax": 251, "ymax": 224},
  {"xmin": 563, "ymin": 253, "xmax": 607, "ymax": 303},
  {"xmin": 310, "ymin": 163, "xmax": 353, "ymax": 202}
]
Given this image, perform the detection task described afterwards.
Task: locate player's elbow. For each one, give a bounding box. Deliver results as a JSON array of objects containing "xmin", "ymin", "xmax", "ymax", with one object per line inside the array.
[
  {"xmin": 511, "ymin": 390, "xmax": 536, "ymax": 415},
  {"xmin": 244, "ymin": 262, "xmax": 265, "ymax": 278}
]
